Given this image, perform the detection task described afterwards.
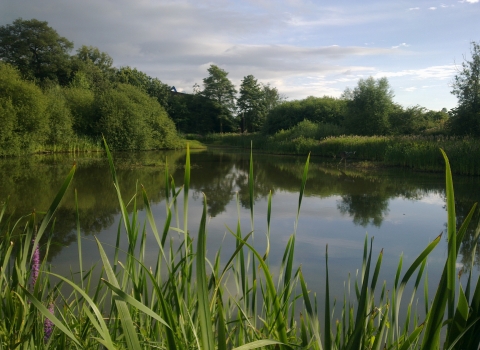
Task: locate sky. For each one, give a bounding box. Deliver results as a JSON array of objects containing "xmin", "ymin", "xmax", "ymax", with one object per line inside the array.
[{"xmin": 1, "ymin": 0, "xmax": 479, "ymax": 111}]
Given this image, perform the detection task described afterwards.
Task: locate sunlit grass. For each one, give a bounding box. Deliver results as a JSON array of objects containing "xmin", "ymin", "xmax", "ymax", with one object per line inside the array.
[
  {"xmin": 1, "ymin": 141, "xmax": 479, "ymax": 349},
  {"xmin": 200, "ymin": 133, "xmax": 480, "ymax": 175}
]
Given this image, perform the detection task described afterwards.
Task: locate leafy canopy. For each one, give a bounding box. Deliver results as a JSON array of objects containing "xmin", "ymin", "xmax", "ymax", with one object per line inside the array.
[
  {"xmin": 449, "ymin": 41, "xmax": 480, "ymax": 135},
  {"xmin": 0, "ymin": 18, "xmax": 73, "ymax": 84}
]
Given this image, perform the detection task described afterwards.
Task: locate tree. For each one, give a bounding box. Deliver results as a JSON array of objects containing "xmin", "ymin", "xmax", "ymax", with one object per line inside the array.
[
  {"xmin": 262, "ymin": 96, "xmax": 346, "ymax": 135},
  {"xmin": 0, "ymin": 62, "xmax": 49, "ymax": 153},
  {"xmin": 114, "ymin": 66, "xmax": 171, "ymax": 109},
  {"xmin": 449, "ymin": 41, "xmax": 480, "ymax": 135},
  {"xmin": 261, "ymin": 83, "xmax": 284, "ymax": 112},
  {"xmin": 201, "ymin": 65, "xmax": 237, "ymax": 132},
  {"xmin": 0, "ymin": 18, "xmax": 73, "ymax": 84},
  {"xmin": 95, "ymin": 84, "xmax": 179, "ymax": 150},
  {"xmin": 75, "ymin": 45, "xmax": 113, "ymax": 73},
  {"xmin": 237, "ymin": 75, "xmax": 263, "ymax": 132},
  {"xmin": 343, "ymin": 77, "xmax": 394, "ymax": 135}
]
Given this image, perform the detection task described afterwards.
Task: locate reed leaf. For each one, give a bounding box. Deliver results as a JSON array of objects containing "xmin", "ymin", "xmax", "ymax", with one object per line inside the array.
[
  {"xmin": 31, "ymin": 163, "xmax": 75, "ymax": 261},
  {"xmin": 232, "ymin": 339, "xmax": 285, "ymax": 350},
  {"xmin": 197, "ymin": 193, "xmax": 215, "ymax": 350},
  {"xmin": 21, "ymin": 286, "xmax": 82, "ymax": 347},
  {"xmin": 95, "ymin": 237, "xmax": 142, "ymax": 350},
  {"xmin": 324, "ymin": 245, "xmax": 332, "ymax": 350}
]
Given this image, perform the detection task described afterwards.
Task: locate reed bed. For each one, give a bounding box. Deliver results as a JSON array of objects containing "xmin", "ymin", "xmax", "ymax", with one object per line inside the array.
[
  {"xmin": 200, "ymin": 133, "xmax": 480, "ymax": 175},
  {"xmin": 0, "ymin": 141, "xmax": 479, "ymax": 349}
]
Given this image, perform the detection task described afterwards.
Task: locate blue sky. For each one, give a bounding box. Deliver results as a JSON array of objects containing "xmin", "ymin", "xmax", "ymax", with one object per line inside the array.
[{"xmin": 1, "ymin": 0, "xmax": 479, "ymax": 110}]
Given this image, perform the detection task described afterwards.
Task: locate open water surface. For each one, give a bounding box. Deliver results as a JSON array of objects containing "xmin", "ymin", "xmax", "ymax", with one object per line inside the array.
[{"xmin": 1, "ymin": 147, "xmax": 479, "ymax": 318}]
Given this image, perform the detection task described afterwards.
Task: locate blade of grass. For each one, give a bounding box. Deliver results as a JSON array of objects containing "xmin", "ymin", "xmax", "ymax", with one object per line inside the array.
[
  {"xmin": 197, "ymin": 193, "xmax": 214, "ymax": 350},
  {"xmin": 21, "ymin": 286, "xmax": 82, "ymax": 347},
  {"xmin": 95, "ymin": 237, "xmax": 142, "ymax": 350}
]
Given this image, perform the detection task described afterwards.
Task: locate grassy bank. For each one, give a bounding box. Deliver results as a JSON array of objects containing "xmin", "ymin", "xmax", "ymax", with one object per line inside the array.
[
  {"xmin": 1, "ymin": 142, "xmax": 479, "ymax": 349},
  {"xmin": 1, "ymin": 137, "xmax": 205, "ymax": 157},
  {"xmin": 196, "ymin": 132, "xmax": 480, "ymax": 175}
]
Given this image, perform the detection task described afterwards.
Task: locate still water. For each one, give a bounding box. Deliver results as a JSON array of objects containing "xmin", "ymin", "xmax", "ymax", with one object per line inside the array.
[{"xmin": 1, "ymin": 148, "xmax": 479, "ymax": 312}]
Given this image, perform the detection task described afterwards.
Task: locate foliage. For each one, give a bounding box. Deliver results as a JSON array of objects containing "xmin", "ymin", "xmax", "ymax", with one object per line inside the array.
[
  {"xmin": 167, "ymin": 93, "xmax": 226, "ymax": 134},
  {"xmin": 261, "ymin": 83, "xmax": 285, "ymax": 112},
  {"xmin": 200, "ymin": 64, "xmax": 237, "ymax": 132},
  {"xmin": 114, "ymin": 66, "xmax": 171, "ymax": 108},
  {"xmin": 75, "ymin": 45, "xmax": 114, "ymax": 73},
  {"xmin": 343, "ymin": 77, "xmax": 394, "ymax": 135},
  {"xmin": 448, "ymin": 41, "xmax": 480, "ymax": 136},
  {"xmin": 0, "ymin": 18, "xmax": 73, "ymax": 85},
  {"xmin": 95, "ymin": 83, "xmax": 180, "ymax": 150},
  {"xmin": 1, "ymin": 143, "xmax": 480, "ymax": 349},
  {"xmin": 44, "ymin": 86, "xmax": 75, "ymax": 146},
  {"xmin": 0, "ymin": 62, "xmax": 49, "ymax": 153},
  {"xmin": 237, "ymin": 74, "xmax": 264, "ymax": 132},
  {"xmin": 62, "ymin": 85, "xmax": 96, "ymax": 136},
  {"xmin": 389, "ymin": 105, "xmax": 448, "ymax": 135},
  {"xmin": 263, "ymin": 96, "xmax": 346, "ymax": 135}
]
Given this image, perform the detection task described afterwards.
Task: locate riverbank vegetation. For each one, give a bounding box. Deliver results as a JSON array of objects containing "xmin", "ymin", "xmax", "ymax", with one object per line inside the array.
[
  {"xmin": 1, "ymin": 17, "xmax": 480, "ymax": 178},
  {"xmin": 196, "ymin": 129, "xmax": 480, "ymax": 175},
  {"xmin": 1, "ymin": 142, "xmax": 479, "ymax": 348}
]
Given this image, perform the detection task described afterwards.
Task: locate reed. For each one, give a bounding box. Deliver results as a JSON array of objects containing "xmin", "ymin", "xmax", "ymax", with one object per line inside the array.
[
  {"xmin": 200, "ymin": 133, "xmax": 480, "ymax": 175},
  {"xmin": 0, "ymin": 140, "xmax": 479, "ymax": 349}
]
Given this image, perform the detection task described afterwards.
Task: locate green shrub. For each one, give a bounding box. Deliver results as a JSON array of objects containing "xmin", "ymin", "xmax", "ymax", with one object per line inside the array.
[
  {"xmin": 95, "ymin": 83, "xmax": 181, "ymax": 150},
  {"xmin": 0, "ymin": 62, "xmax": 49, "ymax": 153}
]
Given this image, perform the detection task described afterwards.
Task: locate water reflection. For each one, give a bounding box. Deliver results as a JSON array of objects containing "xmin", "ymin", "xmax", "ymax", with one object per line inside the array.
[{"xmin": 0, "ymin": 148, "xmax": 479, "ymax": 269}]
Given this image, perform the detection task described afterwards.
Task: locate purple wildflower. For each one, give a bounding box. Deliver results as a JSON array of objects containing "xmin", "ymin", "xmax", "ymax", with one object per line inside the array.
[
  {"xmin": 31, "ymin": 238, "xmax": 40, "ymax": 288},
  {"xmin": 44, "ymin": 302, "xmax": 55, "ymax": 343}
]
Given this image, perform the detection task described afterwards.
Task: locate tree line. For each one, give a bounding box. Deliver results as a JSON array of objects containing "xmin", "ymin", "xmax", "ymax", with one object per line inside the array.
[
  {"xmin": 0, "ymin": 18, "xmax": 285, "ymax": 155},
  {"xmin": 1, "ymin": 18, "xmax": 479, "ymax": 156}
]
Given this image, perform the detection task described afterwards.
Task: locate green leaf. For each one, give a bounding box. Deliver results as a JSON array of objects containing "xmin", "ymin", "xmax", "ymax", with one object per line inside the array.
[
  {"xmin": 32, "ymin": 163, "xmax": 76, "ymax": 261},
  {"xmin": 21, "ymin": 286, "xmax": 82, "ymax": 347},
  {"xmin": 232, "ymin": 339, "xmax": 285, "ymax": 350},
  {"xmin": 95, "ymin": 237, "xmax": 142, "ymax": 350},
  {"xmin": 197, "ymin": 194, "xmax": 214, "ymax": 350}
]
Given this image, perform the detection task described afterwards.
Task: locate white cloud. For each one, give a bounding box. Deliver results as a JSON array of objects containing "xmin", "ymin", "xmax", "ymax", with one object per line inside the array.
[
  {"xmin": 373, "ymin": 65, "xmax": 456, "ymax": 80},
  {"xmin": 429, "ymin": 7, "xmax": 437, "ymax": 10},
  {"xmin": 408, "ymin": 7, "xmax": 420, "ymax": 10},
  {"xmin": 404, "ymin": 87, "xmax": 417, "ymax": 91},
  {"xmin": 392, "ymin": 43, "xmax": 409, "ymax": 49}
]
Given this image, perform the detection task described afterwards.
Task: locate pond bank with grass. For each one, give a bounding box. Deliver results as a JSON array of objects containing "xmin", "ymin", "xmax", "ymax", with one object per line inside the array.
[{"xmin": 192, "ymin": 133, "xmax": 480, "ymax": 175}]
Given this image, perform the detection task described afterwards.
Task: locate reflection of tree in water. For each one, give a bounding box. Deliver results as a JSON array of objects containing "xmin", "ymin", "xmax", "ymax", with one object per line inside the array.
[
  {"xmin": 455, "ymin": 197, "xmax": 480, "ymax": 273},
  {"xmin": 0, "ymin": 151, "xmax": 184, "ymax": 261},
  {"xmin": 4, "ymin": 148, "xmax": 480, "ymax": 268},
  {"xmin": 188, "ymin": 152, "xmax": 273, "ymax": 216},
  {"xmin": 337, "ymin": 193, "xmax": 390, "ymax": 227},
  {"xmin": 189, "ymin": 152, "xmax": 236, "ymax": 217},
  {"xmin": 234, "ymin": 165, "xmax": 273, "ymax": 210}
]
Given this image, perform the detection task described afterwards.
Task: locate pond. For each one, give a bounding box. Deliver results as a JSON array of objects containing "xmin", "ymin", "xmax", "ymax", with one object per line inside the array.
[{"xmin": 1, "ymin": 147, "xmax": 479, "ymax": 318}]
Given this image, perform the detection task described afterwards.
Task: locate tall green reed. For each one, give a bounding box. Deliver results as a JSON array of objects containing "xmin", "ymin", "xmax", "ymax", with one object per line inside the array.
[{"xmin": 1, "ymin": 141, "xmax": 480, "ymax": 349}]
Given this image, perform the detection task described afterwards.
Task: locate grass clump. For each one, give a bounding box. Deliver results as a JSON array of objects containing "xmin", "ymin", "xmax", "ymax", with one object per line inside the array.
[{"xmin": 1, "ymin": 141, "xmax": 480, "ymax": 349}]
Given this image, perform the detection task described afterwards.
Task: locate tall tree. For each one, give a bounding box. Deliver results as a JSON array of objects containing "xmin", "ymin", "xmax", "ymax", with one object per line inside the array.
[
  {"xmin": 237, "ymin": 75, "xmax": 263, "ymax": 132},
  {"xmin": 261, "ymin": 83, "xmax": 284, "ymax": 112},
  {"xmin": 343, "ymin": 77, "xmax": 394, "ymax": 135},
  {"xmin": 0, "ymin": 18, "xmax": 73, "ymax": 84},
  {"xmin": 449, "ymin": 41, "xmax": 480, "ymax": 135},
  {"xmin": 201, "ymin": 65, "xmax": 237, "ymax": 132}
]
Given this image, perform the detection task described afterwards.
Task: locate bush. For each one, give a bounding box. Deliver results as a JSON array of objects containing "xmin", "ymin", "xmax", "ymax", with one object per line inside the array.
[
  {"xmin": 45, "ymin": 87, "xmax": 75, "ymax": 146},
  {"xmin": 95, "ymin": 83, "xmax": 180, "ymax": 150},
  {"xmin": 0, "ymin": 63, "xmax": 49, "ymax": 153}
]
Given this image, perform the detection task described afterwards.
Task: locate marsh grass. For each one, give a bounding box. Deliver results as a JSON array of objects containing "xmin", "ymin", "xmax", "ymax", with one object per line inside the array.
[
  {"xmin": 199, "ymin": 133, "xmax": 480, "ymax": 175},
  {"xmin": 1, "ymin": 140, "xmax": 480, "ymax": 349}
]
